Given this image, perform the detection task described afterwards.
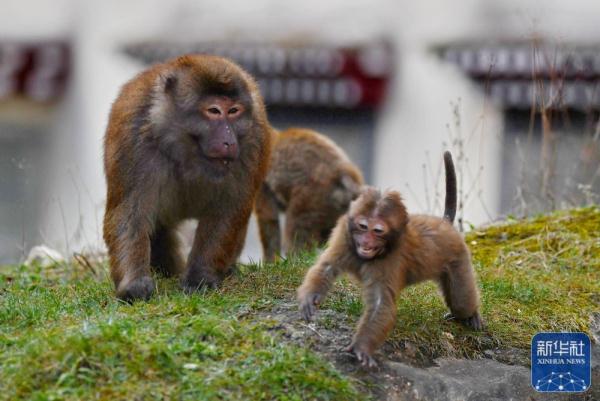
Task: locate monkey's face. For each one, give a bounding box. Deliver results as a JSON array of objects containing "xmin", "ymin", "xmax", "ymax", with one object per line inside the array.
[
  {"xmin": 189, "ymin": 96, "xmax": 248, "ymax": 172},
  {"xmin": 347, "ymin": 187, "xmax": 407, "ymax": 260},
  {"xmin": 152, "ymin": 69, "xmax": 255, "ymax": 180},
  {"xmin": 165, "ymin": 93, "xmax": 254, "ymax": 179},
  {"xmin": 349, "ymin": 215, "xmax": 392, "ymax": 260}
]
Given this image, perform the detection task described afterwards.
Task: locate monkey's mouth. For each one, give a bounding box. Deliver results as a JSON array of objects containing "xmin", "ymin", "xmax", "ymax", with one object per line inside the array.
[
  {"xmin": 198, "ymin": 154, "xmax": 237, "ymax": 178},
  {"xmin": 190, "ymin": 136, "xmax": 237, "ymax": 169},
  {"xmin": 206, "ymin": 156, "xmax": 235, "ymax": 167},
  {"xmin": 356, "ymin": 245, "xmax": 380, "ymax": 259}
]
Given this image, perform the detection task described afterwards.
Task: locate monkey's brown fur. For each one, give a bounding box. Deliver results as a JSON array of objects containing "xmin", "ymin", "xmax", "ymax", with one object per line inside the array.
[
  {"xmin": 255, "ymin": 127, "xmax": 363, "ymax": 261},
  {"xmin": 297, "ymin": 152, "xmax": 482, "ymax": 367},
  {"xmin": 103, "ymin": 55, "xmax": 273, "ymax": 301}
]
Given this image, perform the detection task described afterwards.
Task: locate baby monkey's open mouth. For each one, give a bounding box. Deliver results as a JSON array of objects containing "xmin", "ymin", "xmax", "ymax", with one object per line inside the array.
[{"xmin": 357, "ymin": 245, "xmax": 379, "ymax": 259}]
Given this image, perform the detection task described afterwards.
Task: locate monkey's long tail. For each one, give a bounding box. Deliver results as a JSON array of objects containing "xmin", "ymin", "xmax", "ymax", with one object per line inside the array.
[{"xmin": 443, "ymin": 151, "xmax": 457, "ymax": 223}]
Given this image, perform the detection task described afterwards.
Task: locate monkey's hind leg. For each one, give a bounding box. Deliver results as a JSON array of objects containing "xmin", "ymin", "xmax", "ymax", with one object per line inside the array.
[
  {"xmin": 150, "ymin": 226, "xmax": 185, "ymax": 278},
  {"xmin": 283, "ymin": 212, "xmax": 324, "ymax": 256},
  {"xmin": 439, "ymin": 258, "xmax": 484, "ymax": 330},
  {"xmin": 255, "ymin": 184, "xmax": 282, "ymax": 262}
]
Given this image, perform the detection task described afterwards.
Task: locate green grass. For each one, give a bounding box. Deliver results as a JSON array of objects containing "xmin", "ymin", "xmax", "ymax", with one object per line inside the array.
[
  {"xmin": 1, "ymin": 207, "xmax": 599, "ymax": 400},
  {"xmin": 0, "ymin": 254, "xmax": 360, "ymax": 401}
]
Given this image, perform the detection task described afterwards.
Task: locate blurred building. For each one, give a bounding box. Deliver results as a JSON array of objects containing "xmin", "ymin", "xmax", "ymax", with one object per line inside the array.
[
  {"xmin": 1, "ymin": 0, "xmax": 599, "ymax": 263},
  {"xmin": 442, "ymin": 43, "xmax": 600, "ymax": 213}
]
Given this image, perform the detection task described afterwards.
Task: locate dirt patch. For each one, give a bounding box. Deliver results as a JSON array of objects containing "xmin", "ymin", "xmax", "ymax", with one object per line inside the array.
[{"xmin": 259, "ymin": 302, "xmax": 597, "ymax": 401}]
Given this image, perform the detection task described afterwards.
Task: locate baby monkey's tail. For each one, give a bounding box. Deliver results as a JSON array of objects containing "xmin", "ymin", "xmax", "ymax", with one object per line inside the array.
[{"xmin": 443, "ymin": 151, "xmax": 457, "ymax": 223}]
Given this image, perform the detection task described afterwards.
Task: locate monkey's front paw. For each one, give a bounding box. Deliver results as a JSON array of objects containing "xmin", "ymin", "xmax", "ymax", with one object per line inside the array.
[
  {"xmin": 344, "ymin": 344, "xmax": 378, "ymax": 368},
  {"xmin": 444, "ymin": 312, "xmax": 485, "ymax": 330},
  {"xmin": 181, "ymin": 271, "xmax": 221, "ymax": 294},
  {"xmin": 465, "ymin": 312, "xmax": 484, "ymax": 330},
  {"xmin": 299, "ymin": 293, "xmax": 322, "ymax": 322},
  {"xmin": 117, "ymin": 276, "xmax": 155, "ymax": 302}
]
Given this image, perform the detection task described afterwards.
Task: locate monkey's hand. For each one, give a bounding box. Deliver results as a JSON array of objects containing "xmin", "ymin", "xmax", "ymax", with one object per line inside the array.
[
  {"xmin": 117, "ymin": 275, "xmax": 156, "ymax": 303},
  {"xmin": 444, "ymin": 312, "xmax": 485, "ymax": 330},
  {"xmin": 181, "ymin": 268, "xmax": 222, "ymax": 293},
  {"xmin": 344, "ymin": 343, "xmax": 378, "ymax": 368},
  {"xmin": 299, "ymin": 293, "xmax": 322, "ymax": 322}
]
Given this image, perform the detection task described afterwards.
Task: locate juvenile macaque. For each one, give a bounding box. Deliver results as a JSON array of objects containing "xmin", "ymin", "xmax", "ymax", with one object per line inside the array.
[
  {"xmin": 103, "ymin": 54, "xmax": 273, "ymax": 301},
  {"xmin": 255, "ymin": 127, "xmax": 364, "ymax": 261},
  {"xmin": 297, "ymin": 152, "xmax": 483, "ymax": 367}
]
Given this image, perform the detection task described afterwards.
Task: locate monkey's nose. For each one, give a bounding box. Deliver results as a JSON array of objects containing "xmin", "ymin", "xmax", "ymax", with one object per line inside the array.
[{"xmin": 223, "ymin": 142, "xmax": 238, "ymax": 158}]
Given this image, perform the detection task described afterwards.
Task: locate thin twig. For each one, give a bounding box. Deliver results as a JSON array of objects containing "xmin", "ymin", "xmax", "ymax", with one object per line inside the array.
[
  {"xmin": 73, "ymin": 253, "xmax": 98, "ymax": 277},
  {"xmin": 299, "ymin": 323, "xmax": 324, "ymax": 338}
]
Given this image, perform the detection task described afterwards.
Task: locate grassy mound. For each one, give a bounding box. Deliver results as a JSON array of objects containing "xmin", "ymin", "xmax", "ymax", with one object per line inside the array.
[{"xmin": 1, "ymin": 207, "xmax": 598, "ymax": 400}]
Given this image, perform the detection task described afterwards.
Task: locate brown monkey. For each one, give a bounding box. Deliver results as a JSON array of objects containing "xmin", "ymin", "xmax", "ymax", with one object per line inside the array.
[
  {"xmin": 255, "ymin": 127, "xmax": 364, "ymax": 262},
  {"xmin": 297, "ymin": 151, "xmax": 483, "ymax": 367},
  {"xmin": 103, "ymin": 54, "xmax": 273, "ymax": 301}
]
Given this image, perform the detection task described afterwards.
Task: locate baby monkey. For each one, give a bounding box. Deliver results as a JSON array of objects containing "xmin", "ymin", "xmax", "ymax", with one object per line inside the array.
[{"xmin": 297, "ymin": 151, "xmax": 483, "ymax": 367}]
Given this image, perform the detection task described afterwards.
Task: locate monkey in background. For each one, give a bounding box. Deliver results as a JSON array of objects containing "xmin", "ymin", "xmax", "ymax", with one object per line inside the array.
[
  {"xmin": 297, "ymin": 152, "xmax": 483, "ymax": 367},
  {"xmin": 255, "ymin": 127, "xmax": 364, "ymax": 262},
  {"xmin": 103, "ymin": 55, "xmax": 273, "ymax": 301}
]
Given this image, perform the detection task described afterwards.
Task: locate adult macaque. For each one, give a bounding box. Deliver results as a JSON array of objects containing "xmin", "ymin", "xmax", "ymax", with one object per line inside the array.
[
  {"xmin": 103, "ymin": 55, "xmax": 273, "ymax": 301},
  {"xmin": 297, "ymin": 152, "xmax": 483, "ymax": 367},
  {"xmin": 255, "ymin": 127, "xmax": 364, "ymax": 261}
]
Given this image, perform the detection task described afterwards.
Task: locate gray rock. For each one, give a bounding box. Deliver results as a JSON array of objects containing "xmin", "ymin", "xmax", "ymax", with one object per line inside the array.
[
  {"xmin": 260, "ymin": 303, "xmax": 598, "ymax": 401},
  {"xmin": 382, "ymin": 358, "xmax": 570, "ymax": 401}
]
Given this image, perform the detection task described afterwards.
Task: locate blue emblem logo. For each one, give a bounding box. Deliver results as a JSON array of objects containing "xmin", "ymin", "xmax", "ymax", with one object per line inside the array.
[{"xmin": 531, "ymin": 332, "xmax": 591, "ymax": 392}]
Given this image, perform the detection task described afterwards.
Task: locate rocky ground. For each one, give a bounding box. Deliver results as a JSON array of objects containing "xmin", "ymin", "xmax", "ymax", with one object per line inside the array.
[{"xmin": 262, "ymin": 303, "xmax": 599, "ymax": 401}]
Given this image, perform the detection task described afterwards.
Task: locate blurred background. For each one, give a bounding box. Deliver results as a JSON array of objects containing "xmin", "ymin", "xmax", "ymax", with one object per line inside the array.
[{"xmin": 1, "ymin": 0, "xmax": 600, "ymax": 264}]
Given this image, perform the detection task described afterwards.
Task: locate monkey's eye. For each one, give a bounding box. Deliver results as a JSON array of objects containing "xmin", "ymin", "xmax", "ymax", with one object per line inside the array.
[
  {"xmin": 373, "ymin": 224, "xmax": 386, "ymax": 235},
  {"xmin": 228, "ymin": 106, "xmax": 244, "ymax": 118},
  {"xmin": 207, "ymin": 107, "xmax": 222, "ymax": 116},
  {"xmin": 358, "ymin": 222, "xmax": 368, "ymax": 231}
]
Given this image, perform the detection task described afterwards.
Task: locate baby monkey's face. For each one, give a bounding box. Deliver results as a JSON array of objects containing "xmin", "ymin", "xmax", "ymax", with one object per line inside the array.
[
  {"xmin": 346, "ymin": 187, "xmax": 406, "ymax": 260},
  {"xmin": 349, "ymin": 215, "xmax": 391, "ymax": 260}
]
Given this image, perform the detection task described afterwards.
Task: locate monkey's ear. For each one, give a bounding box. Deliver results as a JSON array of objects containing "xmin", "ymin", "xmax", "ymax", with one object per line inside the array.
[
  {"xmin": 383, "ymin": 190, "xmax": 403, "ymax": 206},
  {"xmin": 150, "ymin": 71, "xmax": 180, "ymax": 123},
  {"xmin": 157, "ymin": 71, "xmax": 178, "ymax": 94},
  {"xmin": 164, "ymin": 75, "xmax": 177, "ymax": 93},
  {"xmin": 331, "ymin": 174, "xmax": 361, "ymax": 207},
  {"xmin": 383, "ymin": 191, "xmax": 408, "ymax": 229}
]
